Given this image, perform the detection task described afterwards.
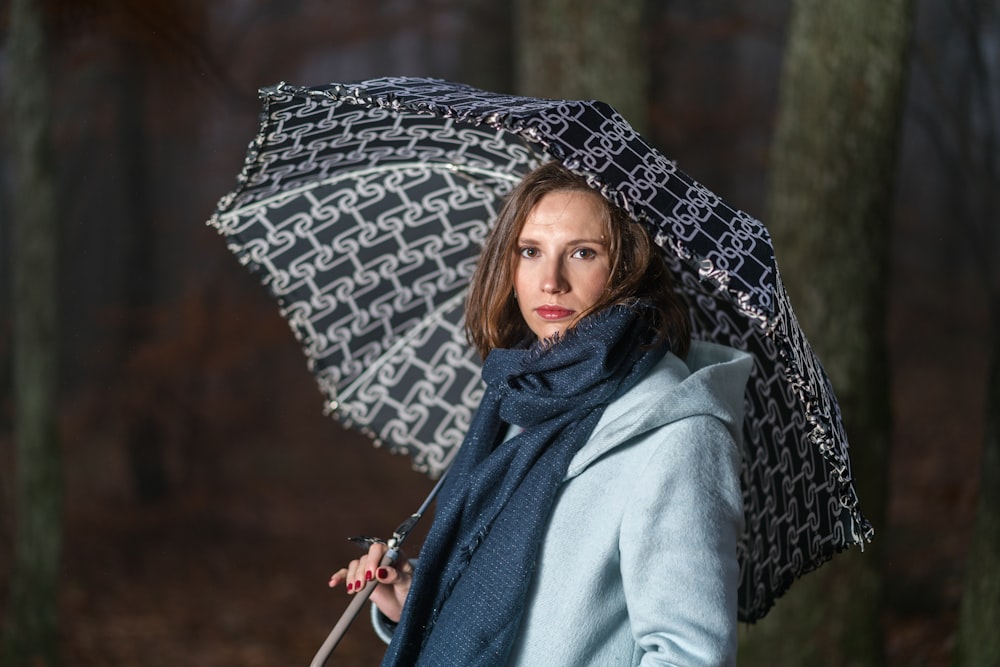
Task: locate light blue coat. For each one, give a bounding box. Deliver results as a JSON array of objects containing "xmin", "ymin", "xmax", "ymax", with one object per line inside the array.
[{"xmin": 376, "ymin": 341, "xmax": 752, "ymax": 666}]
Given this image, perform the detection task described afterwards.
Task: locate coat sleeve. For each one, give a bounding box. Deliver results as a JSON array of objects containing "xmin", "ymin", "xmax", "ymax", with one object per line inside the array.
[
  {"xmin": 371, "ymin": 603, "xmax": 398, "ymax": 645},
  {"xmin": 619, "ymin": 414, "xmax": 743, "ymax": 667},
  {"xmin": 368, "ymin": 558, "xmax": 419, "ymax": 645}
]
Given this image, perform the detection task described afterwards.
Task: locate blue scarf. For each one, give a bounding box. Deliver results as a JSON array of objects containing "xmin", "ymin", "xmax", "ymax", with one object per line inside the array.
[{"xmin": 382, "ymin": 302, "xmax": 669, "ymax": 666}]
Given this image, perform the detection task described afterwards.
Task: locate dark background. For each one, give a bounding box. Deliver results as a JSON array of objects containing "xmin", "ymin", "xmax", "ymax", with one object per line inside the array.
[{"xmin": 0, "ymin": 1, "xmax": 993, "ymax": 665}]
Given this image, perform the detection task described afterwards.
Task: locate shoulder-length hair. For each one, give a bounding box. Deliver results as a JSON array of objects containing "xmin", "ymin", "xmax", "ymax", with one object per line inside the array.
[{"xmin": 465, "ymin": 162, "xmax": 691, "ymax": 359}]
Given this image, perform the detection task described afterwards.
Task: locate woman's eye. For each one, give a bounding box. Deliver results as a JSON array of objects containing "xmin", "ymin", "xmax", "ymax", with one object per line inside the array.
[
  {"xmin": 572, "ymin": 247, "xmax": 596, "ymax": 259},
  {"xmin": 519, "ymin": 246, "xmax": 538, "ymax": 258}
]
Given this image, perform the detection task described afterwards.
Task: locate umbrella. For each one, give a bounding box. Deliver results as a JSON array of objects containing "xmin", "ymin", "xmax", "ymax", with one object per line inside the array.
[{"xmin": 208, "ymin": 76, "xmax": 873, "ymax": 627}]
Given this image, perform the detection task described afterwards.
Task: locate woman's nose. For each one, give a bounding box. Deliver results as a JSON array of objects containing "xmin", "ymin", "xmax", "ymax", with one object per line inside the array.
[{"xmin": 541, "ymin": 260, "xmax": 567, "ymax": 293}]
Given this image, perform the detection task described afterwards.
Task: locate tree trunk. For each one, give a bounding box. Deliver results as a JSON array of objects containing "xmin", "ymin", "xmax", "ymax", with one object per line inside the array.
[
  {"xmin": 514, "ymin": 0, "xmax": 648, "ymax": 133},
  {"xmin": 949, "ymin": 1, "xmax": 1000, "ymax": 662},
  {"xmin": 738, "ymin": 1, "xmax": 913, "ymax": 665},
  {"xmin": 115, "ymin": 55, "xmax": 171, "ymax": 504},
  {"xmin": 953, "ymin": 342, "xmax": 1000, "ymax": 665},
  {"xmin": 459, "ymin": 2, "xmax": 514, "ymax": 95},
  {"xmin": 2, "ymin": 0, "xmax": 63, "ymax": 665}
]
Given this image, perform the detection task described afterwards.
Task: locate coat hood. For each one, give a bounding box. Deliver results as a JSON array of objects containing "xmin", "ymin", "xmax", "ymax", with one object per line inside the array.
[{"xmin": 565, "ymin": 340, "xmax": 752, "ymax": 479}]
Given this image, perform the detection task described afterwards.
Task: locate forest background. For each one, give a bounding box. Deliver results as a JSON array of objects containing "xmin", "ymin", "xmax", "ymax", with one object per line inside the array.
[{"xmin": 0, "ymin": 1, "xmax": 996, "ymax": 666}]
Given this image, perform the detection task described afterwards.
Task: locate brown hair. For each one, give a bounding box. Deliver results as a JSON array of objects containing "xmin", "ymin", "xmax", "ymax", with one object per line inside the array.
[{"xmin": 465, "ymin": 162, "xmax": 691, "ymax": 359}]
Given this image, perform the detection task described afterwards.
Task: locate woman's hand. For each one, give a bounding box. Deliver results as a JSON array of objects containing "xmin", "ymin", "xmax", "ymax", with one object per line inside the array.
[{"xmin": 328, "ymin": 541, "xmax": 414, "ymax": 623}]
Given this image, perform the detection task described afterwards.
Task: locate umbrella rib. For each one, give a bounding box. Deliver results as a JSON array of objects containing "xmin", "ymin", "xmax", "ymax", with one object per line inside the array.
[
  {"xmin": 336, "ymin": 288, "xmax": 470, "ymax": 406},
  {"xmin": 217, "ymin": 162, "xmax": 522, "ymax": 221}
]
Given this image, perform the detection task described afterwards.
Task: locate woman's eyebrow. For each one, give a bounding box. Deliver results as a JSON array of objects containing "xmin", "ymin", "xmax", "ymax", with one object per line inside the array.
[{"xmin": 517, "ymin": 236, "xmax": 608, "ymax": 246}]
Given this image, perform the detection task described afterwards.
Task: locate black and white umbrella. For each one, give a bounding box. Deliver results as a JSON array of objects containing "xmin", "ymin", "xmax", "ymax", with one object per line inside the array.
[{"xmin": 208, "ymin": 76, "xmax": 873, "ymax": 625}]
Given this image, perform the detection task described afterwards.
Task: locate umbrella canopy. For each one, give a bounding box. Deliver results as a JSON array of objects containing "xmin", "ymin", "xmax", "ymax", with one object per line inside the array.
[{"xmin": 208, "ymin": 76, "xmax": 873, "ymax": 622}]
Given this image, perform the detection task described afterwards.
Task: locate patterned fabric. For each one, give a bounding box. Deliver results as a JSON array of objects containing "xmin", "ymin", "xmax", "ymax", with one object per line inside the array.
[
  {"xmin": 208, "ymin": 76, "xmax": 873, "ymax": 621},
  {"xmin": 383, "ymin": 304, "xmax": 667, "ymax": 666}
]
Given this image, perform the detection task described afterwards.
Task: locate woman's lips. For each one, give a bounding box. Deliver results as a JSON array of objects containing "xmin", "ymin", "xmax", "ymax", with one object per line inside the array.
[{"xmin": 535, "ymin": 305, "xmax": 575, "ymax": 320}]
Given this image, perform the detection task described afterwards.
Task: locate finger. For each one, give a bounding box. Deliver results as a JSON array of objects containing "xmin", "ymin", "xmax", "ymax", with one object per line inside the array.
[
  {"xmin": 344, "ymin": 556, "xmax": 372, "ymax": 593},
  {"xmin": 331, "ymin": 542, "xmax": 396, "ymax": 595},
  {"xmin": 365, "ymin": 542, "xmax": 391, "ymax": 580},
  {"xmin": 374, "ymin": 554, "xmax": 413, "ymax": 584},
  {"xmin": 374, "ymin": 564, "xmax": 399, "ymax": 584},
  {"xmin": 328, "ymin": 567, "xmax": 349, "ymax": 588},
  {"xmin": 350, "ymin": 559, "xmax": 368, "ymax": 593}
]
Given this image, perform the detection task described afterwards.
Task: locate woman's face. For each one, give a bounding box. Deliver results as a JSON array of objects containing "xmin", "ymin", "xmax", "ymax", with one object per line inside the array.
[{"xmin": 513, "ymin": 189, "xmax": 612, "ymax": 341}]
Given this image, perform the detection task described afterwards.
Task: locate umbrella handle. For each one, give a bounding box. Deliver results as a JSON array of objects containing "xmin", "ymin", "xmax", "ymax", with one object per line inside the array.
[
  {"xmin": 309, "ymin": 546, "xmax": 400, "ymax": 667},
  {"xmin": 308, "ymin": 469, "xmax": 450, "ymax": 666}
]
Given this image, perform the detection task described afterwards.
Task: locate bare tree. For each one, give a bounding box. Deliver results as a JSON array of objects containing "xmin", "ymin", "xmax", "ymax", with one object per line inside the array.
[
  {"xmin": 2, "ymin": 0, "xmax": 62, "ymax": 664},
  {"xmin": 737, "ymin": 1, "xmax": 914, "ymax": 665},
  {"xmin": 514, "ymin": 0, "xmax": 648, "ymax": 132},
  {"xmin": 49, "ymin": 0, "xmax": 223, "ymax": 503},
  {"xmin": 958, "ymin": 350, "xmax": 1000, "ymax": 664},
  {"xmin": 925, "ymin": 1, "xmax": 1000, "ymax": 664}
]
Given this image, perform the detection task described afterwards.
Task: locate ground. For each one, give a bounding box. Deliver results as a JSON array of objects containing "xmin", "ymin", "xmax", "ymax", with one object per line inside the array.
[{"xmin": 56, "ymin": 401, "xmax": 436, "ymax": 667}]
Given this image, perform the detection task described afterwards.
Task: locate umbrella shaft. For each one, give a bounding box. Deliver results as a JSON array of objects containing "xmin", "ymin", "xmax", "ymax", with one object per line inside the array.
[
  {"xmin": 310, "ymin": 550, "xmax": 397, "ymax": 667},
  {"xmin": 309, "ymin": 470, "xmax": 450, "ymax": 666}
]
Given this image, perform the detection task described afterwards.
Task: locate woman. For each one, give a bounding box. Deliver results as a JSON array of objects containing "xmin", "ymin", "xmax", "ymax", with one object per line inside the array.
[{"xmin": 330, "ymin": 162, "xmax": 752, "ymax": 666}]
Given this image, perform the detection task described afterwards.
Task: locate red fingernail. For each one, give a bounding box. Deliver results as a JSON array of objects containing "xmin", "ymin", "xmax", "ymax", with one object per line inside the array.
[
  {"xmin": 365, "ymin": 570, "xmax": 373, "ymax": 581},
  {"xmin": 355, "ymin": 580, "xmax": 362, "ymax": 589},
  {"xmin": 377, "ymin": 568, "xmax": 388, "ymax": 579},
  {"xmin": 347, "ymin": 582, "xmax": 353, "ymax": 592}
]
